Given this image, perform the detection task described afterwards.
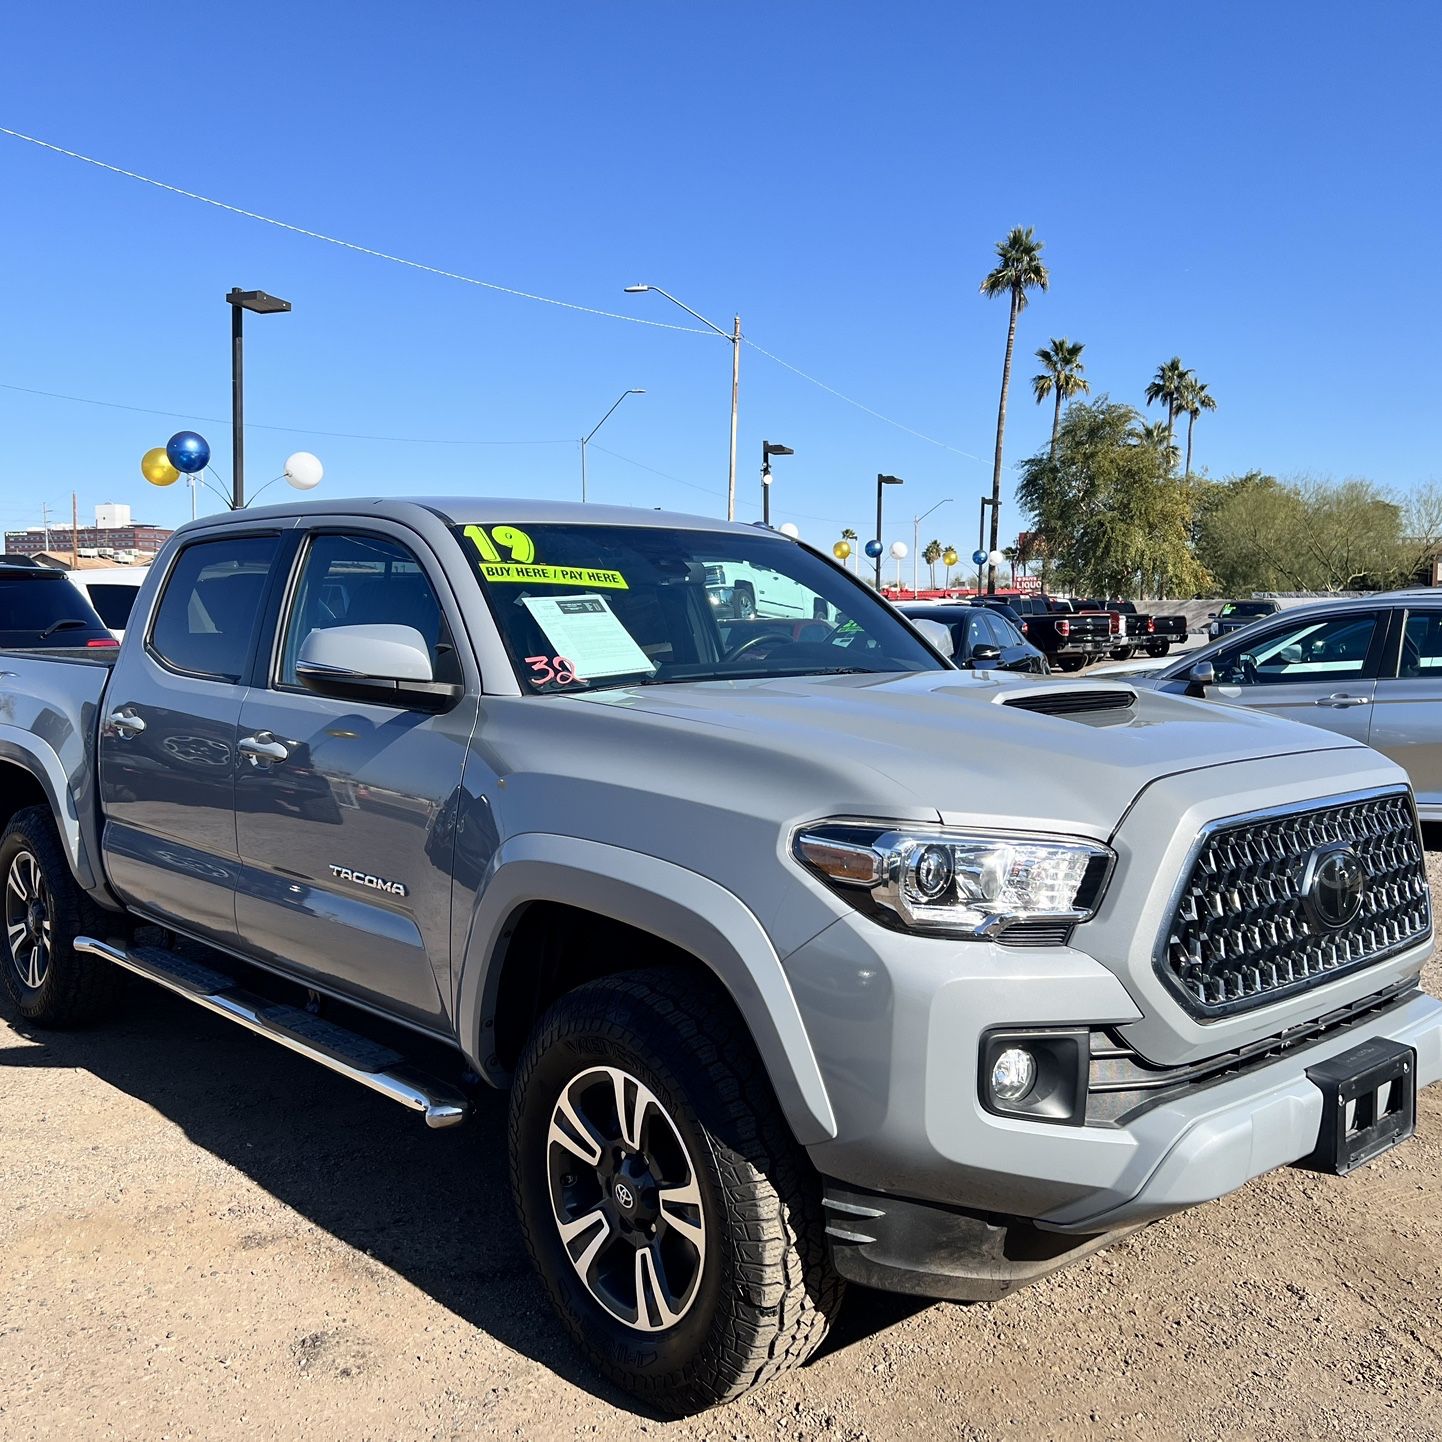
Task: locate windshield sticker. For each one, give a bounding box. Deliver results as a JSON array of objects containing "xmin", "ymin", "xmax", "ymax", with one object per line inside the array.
[
  {"xmin": 461, "ymin": 524, "xmax": 626, "ymax": 589},
  {"xmin": 521, "ymin": 593, "xmax": 655, "ymax": 679},
  {"xmin": 483, "ymin": 562, "xmax": 629, "ymax": 589}
]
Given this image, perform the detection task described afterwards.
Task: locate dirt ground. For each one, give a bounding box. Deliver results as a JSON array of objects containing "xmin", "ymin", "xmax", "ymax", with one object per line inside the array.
[{"xmin": 4, "ymin": 864, "xmax": 1442, "ymax": 1442}]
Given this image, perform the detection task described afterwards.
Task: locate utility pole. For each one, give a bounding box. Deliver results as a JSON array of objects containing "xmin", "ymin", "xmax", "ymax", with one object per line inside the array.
[
  {"xmin": 40, "ymin": 502, "xmax": 52, "ymax": 555},
  {"xmin": 71, "ymin": 492, "xmax": 79, "ymax": 569}
]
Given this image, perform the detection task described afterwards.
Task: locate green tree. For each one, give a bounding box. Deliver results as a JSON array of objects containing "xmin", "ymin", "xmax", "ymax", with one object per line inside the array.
[
  {"xmin": 980, "ymin": 227, "xmax": 1049, "ymax": 588},
  {"xmin": 1144, "ymin": 356, "xmax": 1192, "ymax": 448},
  {"xmin": 923, "ymin": 538, "xmax": 943, "ymax": 586},
  {"xmin": 1132, "ymin": 419, "xmax": 1180, "ymax": 472},
  {"xmin": 1178, "ymin": 374, "xmax": 1217, "ymax": 478},
  {"xmin": 1016, "ymin": 397, "xmax": 1211, "ymax": 598},
  {"xmin": 1031, "ymin": 338, "xmax": 1089, "ymax": 456}
]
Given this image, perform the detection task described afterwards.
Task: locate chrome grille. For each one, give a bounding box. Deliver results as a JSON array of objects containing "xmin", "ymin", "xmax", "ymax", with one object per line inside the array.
[{"xmin": 1159, "ymin": 790, "xmax": 1430, "ymax": 1017}]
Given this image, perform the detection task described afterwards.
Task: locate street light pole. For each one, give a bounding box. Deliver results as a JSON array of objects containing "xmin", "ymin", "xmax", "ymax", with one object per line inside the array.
[
  {"xmin": 580, "ymin": 389, "xmax": 646, "ymax": 502},
  {"xmin": 912, "ymin": 497, "xmax": 953, "ymax": 595},
  {"xmin": 625, "ymin": 285, "xmax": 741, "ymax": 520},
  {"xmin": 875, "ymin": 474, "xmax": 903, "ymax": 588},
  {"xmin": 761, "ymin": 440, "xmax": 794, "ymax": 526},
  {"xmin": 225, "ymin": 288, "xmax": 292, "ymax": 509}
]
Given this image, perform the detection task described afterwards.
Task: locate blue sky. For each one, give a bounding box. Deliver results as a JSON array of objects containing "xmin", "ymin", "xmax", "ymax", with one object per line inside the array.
[{"xmin": 3, "ymin": 1, "xmax": 1439, "ymax": 556}]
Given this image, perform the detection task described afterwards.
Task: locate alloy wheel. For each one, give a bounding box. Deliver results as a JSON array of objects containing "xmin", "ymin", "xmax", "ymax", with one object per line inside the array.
[
  {"xmin": 5, "ymin": 850, "xmax": 53, "ymax": 991},
  {"xmin": 546, "ymin": 1065, "xmax": 707, "ymax": 1332}
]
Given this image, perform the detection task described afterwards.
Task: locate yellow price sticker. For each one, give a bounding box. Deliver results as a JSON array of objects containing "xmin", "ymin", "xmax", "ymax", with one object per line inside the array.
[{"xmin": 480, "ymin": 563, "xmax": 628, "ymax": 589}]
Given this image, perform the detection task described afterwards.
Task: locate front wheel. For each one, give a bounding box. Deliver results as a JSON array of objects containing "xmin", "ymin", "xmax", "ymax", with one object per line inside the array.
[
  {"xmin": 1, "ymin": 806, "xmax": 123, "ymax": 1026},
  {"xmin": 509, "ymin": 969, "xmax": 843, "ymax": 1413}
]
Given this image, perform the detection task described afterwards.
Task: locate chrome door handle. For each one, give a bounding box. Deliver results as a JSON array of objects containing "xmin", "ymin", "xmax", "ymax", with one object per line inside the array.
[
  {"xmin": 238, "ymin": 732, "xmax": 290, "ymax": 765},
  {"xmin": 1315, "ymin": 694, "xmax": 1371, "ymax": 708},
  {"xmin": 106, "ymin": 708, "xmax": 146, "ymax": 736}
]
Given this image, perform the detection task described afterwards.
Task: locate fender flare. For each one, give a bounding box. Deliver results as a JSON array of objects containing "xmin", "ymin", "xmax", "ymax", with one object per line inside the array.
[
  {"xmin": 455, "ymin": 834, "xmax": 838, "ymax": 1146},
  {"xmin": 0, "ymin": 725, "xmax": 102, "ymax": 893}
]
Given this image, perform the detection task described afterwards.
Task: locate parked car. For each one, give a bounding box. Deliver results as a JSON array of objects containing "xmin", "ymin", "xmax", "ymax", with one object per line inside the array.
[
  {"xmin": 0, "ymin": 561, "xmax": 117, "ymax": 650},
  {"xmin": 897, "ymin": 601, "xmax": 1048, "ymax": 673},
  {"xmin": 2, "ymin": 501, "xmax": 1437, "ymax": 1411},
  {"xmin": 65, "ymin": 567, "xmax": 149, "ymax": 640},
  {"xmin": 1082, "ymin": 599, "xmax": 1189, "ymax": 659},
  {"xmin": 1134, "ymin": 590, "xmax": 1442, "ymax": 818},
  {"xmin": 1207, "ymin": 597, "xmax": 1281, "ymax": 639},
  {"xmin": 987, "ymin": 592, "xmax": 1112, "ymax": 670}
]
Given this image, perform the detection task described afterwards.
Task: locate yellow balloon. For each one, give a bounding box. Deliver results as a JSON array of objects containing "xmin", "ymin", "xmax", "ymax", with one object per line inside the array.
[
  {"xmin": 141, "ymin": 447, "xmax": 180, "ymax": 487},
  {"xmin": 942, "ymin": 547, "xmax": 958, "ymax": 567},
  {"xmin": 832, "ymin": 540, "xmax": 851, "ymax": 560}
]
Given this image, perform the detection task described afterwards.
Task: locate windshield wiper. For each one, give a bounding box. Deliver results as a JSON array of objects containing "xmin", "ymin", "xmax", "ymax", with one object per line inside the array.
[{"xmin": 38, "ymin": 618, "xmax": 88, "ymax": 640}]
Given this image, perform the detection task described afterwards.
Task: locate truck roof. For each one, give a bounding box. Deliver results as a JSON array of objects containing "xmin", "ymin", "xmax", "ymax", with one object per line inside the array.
[{"xmin": 177, "ymin": 496, "xmax": 769, "ymax": 538}]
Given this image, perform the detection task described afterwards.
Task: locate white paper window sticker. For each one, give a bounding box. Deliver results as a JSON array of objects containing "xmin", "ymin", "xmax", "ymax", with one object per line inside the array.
[{"xmin": 520, "ymin": 593, "xmax": 656, "ymax": 681}]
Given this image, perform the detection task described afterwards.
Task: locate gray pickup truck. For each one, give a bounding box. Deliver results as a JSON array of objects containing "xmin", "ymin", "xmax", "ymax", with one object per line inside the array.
[{"xmin": 2, "ymin": 498, "xmax": 1438, "ymax": 1413}]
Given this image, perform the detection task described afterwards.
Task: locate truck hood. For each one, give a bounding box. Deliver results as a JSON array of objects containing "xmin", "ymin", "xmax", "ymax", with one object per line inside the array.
[{"xmin": 575, "ymin": 669, "xmax": 1363, "ymax": 840}]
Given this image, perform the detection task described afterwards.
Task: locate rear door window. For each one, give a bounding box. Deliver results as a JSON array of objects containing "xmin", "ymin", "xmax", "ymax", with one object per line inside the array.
[
  {"xmin": 148, "ymin": 535, "xmax": 281, "ymax": 682},
  {"xmin": 1399, "ymin": 611, "xmax": 1442, "ymax": 677}
]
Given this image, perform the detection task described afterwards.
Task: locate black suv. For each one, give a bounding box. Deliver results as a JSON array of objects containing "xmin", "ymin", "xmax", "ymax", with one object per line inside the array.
[{"xmin": 0, "ymin": 564, "xmax": 117, "ymax": 650}]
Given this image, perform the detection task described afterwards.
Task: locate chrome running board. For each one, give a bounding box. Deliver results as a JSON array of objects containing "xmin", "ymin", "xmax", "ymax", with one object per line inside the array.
[{"xmin": 75, "ymin": 936, "xmax": 469, "ymax": 1128}]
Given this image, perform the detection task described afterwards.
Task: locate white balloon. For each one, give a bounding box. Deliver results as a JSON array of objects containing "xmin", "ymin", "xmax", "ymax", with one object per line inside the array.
[
  {"xmin": 987, "ymin": 548, "xmax": 1004, "ymax": 567},
  {"xmin": 284, "ymin": 451, "xmax": 324, "ymax": 490},
  {"xmin": 890, "ymin": 540, "xmax": 908, "ymax": 559},
  {"xmin": 778, "ymin": 522, "xmax": 800, "ymax": 538}
]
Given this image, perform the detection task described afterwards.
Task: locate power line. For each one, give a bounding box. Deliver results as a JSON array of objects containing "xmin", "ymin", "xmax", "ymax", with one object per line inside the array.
[
  {"xmin": 0, "ymin": 126, "xmax": 706, "ymax": 335},
  {"xmin": 3, "ymin": 125, "xmax": 981, "ymax": 461},
  {"xmin": 587, "ymin": 443, "xmax": 725, "ymax": 499}
]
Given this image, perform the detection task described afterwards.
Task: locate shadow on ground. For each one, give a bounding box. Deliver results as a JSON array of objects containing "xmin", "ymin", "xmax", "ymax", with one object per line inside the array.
[{"xmin": 0, "ymin": 981, "xmax": 927, "ymax": 1414}]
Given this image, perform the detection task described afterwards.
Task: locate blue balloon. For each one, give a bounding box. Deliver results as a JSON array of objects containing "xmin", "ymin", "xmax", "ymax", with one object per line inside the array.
[
  {"xmin": 864, "ymin": 538, "xmax": 883, "ymax": 559},
  {"xmin": 972, "ymin": 549, "xmax": 988, "ymax": 566},
  {"xmin": 166, "ymin": 431, "xmax": 211, "ymax": 474}
]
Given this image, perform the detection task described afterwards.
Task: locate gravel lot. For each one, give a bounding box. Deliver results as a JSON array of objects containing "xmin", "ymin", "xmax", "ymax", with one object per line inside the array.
[{"xmin": 4, "ymin": 853, "xmax": 1442, "ymax": 1442}]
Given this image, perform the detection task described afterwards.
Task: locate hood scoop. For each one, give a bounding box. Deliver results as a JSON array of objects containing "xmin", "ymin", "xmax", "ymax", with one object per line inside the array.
[{"xmin": 998, "ymin": 685, "xmax": 1137, "ymax": 718}]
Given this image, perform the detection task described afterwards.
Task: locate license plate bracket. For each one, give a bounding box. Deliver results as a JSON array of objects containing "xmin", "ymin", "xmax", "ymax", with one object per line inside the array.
[{"xmin": 1304, "ymin": 1036, "xmax": 1416, "ymax": 1175}]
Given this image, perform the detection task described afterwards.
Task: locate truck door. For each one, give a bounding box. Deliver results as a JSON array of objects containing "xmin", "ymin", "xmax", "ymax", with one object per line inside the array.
[
  {"xmin": 98, "ymin": 532, "xmax": 284, "ymax": 945},
  {"xmin": 232, "ymin": 526, "xmax": 480, "ymax": 1028}
]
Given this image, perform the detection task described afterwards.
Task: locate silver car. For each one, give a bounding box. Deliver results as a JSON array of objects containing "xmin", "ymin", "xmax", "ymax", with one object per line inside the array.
[{"xmin": 1135, "ymin": 590, "xmax": 1442, "ymax": 819}]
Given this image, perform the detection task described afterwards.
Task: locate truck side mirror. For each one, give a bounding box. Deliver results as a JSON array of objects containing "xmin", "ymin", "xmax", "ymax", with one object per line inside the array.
[
  {"xmin": 911, "ymin": 618, "xmax": 955, "ymax": 659},
  {"xmin": 295, "ymin": 624, "xmax": 461, "ymax": 710}
]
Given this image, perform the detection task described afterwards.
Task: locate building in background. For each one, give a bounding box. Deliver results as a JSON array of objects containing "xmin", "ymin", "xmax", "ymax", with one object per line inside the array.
[{"xmin": 3, "ymin": 503, "xmax": 171, "ymax": 561}]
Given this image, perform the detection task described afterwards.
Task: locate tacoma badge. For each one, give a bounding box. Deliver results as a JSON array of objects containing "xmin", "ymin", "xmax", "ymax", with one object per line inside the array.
[{"xmin": 329, "ymin": 865, "xmax": 408, "ymax": 897}]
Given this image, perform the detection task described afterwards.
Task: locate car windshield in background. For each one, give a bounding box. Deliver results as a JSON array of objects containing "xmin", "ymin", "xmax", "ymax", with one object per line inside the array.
[
  {"xmin": 452, "ymin": 522, "xmax": 942, "ymax": 693},
  {"xmin": 82, "ymin": 583, "xmax": 141, "ymax": 631}
]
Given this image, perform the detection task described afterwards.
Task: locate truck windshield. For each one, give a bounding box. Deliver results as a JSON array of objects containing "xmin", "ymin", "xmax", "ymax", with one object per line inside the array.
[{"xmin": 452, "ymin": 523, "xmax": 942, "ymax": 693}]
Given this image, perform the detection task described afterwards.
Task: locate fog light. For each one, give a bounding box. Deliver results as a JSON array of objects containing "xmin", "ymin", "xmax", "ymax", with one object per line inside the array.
[{"xmin": 990, "ymin": 1047, "xmax": 1037, "ymax": 1103}]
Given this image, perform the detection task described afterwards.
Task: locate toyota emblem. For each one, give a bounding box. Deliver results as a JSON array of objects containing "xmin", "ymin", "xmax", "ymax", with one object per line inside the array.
[
  {"xmin": 1302, "ymin": 843, "xmax": 1367, "ymax": 930},
  {"xmin": 613, "ymin": 1181, "xmax": 635, "ymax": 1210}
]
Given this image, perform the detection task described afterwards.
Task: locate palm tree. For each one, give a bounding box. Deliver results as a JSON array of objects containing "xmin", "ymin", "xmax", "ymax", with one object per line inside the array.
[
  {"xmin": 1031, "ymin": 338, "xmax": 1089, "ymax": 456},
  {"xmin": 1133, "ymin": 418, "xmax": 1180, "ymax": 471},
  {"xmin": 1144, "ymin": 357, "xmax": 1192, "ymax": 447},
  {"xmin": 980, "ymin": 227, "xmax": 1049, "ymax": 589},
  {"xmin": 1178, "ymin": 374, "xmax": 1217, "ymax": 478},
  {"xmin": 923, "ymin": 538, "xmax": 942, "ymax": 587},
  {"xmin": 841, "ymin": 526, "xmax": 858, "ymax": 573}
]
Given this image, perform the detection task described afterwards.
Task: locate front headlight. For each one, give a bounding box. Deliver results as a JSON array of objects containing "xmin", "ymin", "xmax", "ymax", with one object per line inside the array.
[{"xmin": 793, "ymin": 821, "xmax": 1113, "ymax": 938}]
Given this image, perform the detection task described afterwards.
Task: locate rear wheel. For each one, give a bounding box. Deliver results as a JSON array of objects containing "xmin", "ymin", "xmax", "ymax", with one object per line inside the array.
[
  {"xmin": 1145, "ymin": 640, "xmax": 1171, "ymax": 657},
  {"xmin": 1055, "ymin": 655, "xmax": 1087, "ymax": 672},
  {"xmin": 509, "ymin": 968, "xmax": 843, "ymax": 1413},
  {"xmin": 1, "ymin": 806, "xmax": 123, "ymax": 1026}
]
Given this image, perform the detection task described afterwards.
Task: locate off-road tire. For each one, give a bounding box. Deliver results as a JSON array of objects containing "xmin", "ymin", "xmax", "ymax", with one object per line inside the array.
[
  {"xmin": 509, "ymin": 967, "xmax": 844, "ymax": 1413},
  {"xmin": 0, "ymin": 806, "xmax": 123, "ymax": 1026}
]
